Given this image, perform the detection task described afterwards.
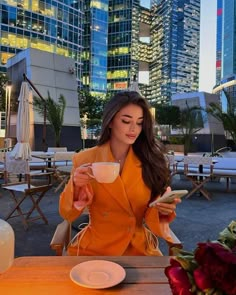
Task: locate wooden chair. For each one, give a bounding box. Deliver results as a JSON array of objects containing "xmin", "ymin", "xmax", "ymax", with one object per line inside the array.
[
  {"xmin": 184, "ymin": 155, "xmax": 213, "ymax": 200},
  {"xmin": 47, "ymin": 147, "xmax": 67, "ymax": 153},
  {"xmin": 166, "ymin": 154, "xmax": 178, "ymax": 178},
  {"xmin": 46, "ymin": 152, "xmax": 74, "ymax": 192},
  {"xmin": 50, "ymin": 215, "xmax": 183, "ymax": 256},
  {"xmin": 1, "ymin": 152, "xmax": 53, "ymax": 230}
]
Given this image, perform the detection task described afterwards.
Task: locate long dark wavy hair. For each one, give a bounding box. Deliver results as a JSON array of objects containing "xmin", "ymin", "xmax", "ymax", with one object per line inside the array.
[{"xmin": 97, "ymin": 91, "xmax": 170, "ymax": 201}]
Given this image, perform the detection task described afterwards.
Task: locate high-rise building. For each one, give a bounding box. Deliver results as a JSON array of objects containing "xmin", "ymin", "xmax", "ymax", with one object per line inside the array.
[
  {"xmin": 149, "ymin": 0, "xmax": 200, "ymax": 104},
  {"xmin": 0, "ymin": 0, "xmax": 84, "ymax": 85},
  {"xmin": 107, "ymin": 0, "xmax": 140, "ymax": 92},
  {"xmin": 82, "ymin": 0, "xmax": 108, "ymax": 96},
  {"xmin": 221, "ymin": 0, "xmax": 236, "ymax": 78},
  {"xmin": 1, "ymin": 0, "xmax": 201, "ymax": 104},
  {"xmin": 216, "ymin": 0, "xmax": 223, "ymax": 85},
  {"xmin": 83, "ymin": 0, "xmax": 144, "ymax": 95},
  {"xmin": 213, "ymin": 0, "xmax": 236, "ymax": 113}
]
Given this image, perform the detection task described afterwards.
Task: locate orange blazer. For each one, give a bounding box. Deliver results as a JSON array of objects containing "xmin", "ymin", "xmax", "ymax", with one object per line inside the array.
[{"xmin": 59, "ymin": 142, "xmax": 176, "ymax": 256}]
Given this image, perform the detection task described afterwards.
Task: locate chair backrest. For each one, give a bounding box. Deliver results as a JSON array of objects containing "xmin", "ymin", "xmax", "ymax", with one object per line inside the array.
[
  {"xmin": 166, "ymin": 154, "xmax": 175, "ymax": 166},
  {"xmin": 47, "ymin": 147, "xmax": 67, "ymax": 152},
  {"xmin": 54, "ymin": 152, "xmax": 74, "ymax": 161},
  {"xmin": 165, "ymin": 154, "xmax": 177, "ymax": 175},
  {"xmin": 52, "ymin": 152, "xmax": 75, "ymax": 168},
  {"xmin": 184, "ymin": 155, "xmax": 213, "ymax": 165},
  {"xmin": 5, "ymin": 152, "xmax": 30, "ymax": 174},
  {"xmin": 4, "ymin": 152, "xmax": 30, "ymax": 184},
  {"xmin": 184, "ymin": 155, "xmax": 213, "ymax": 175}
]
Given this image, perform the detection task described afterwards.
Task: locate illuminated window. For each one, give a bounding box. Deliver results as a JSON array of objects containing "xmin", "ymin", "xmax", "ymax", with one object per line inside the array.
[
  {"xmin": 90, "ymin": 1, "xmax": 108, "ymax": 11},
  {"xmin": 113, "ymin": 82, "xmax": 128, "ymax": 90},
  {"xmin": 108, "ymin": 47, "xmax": 129, "ymax": 55},
  {"xmin": 107, "ymin": 70, "xmax": 128, "ymax": 79},
  {"xmin": 0, "ymin": 52, "xmax": 14, "ymax": 65}
]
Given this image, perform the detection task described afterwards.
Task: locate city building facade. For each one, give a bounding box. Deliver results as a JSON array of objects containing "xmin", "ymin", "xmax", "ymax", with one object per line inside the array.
[
  {"xmin": 107, "ymin": 0, "xmax": 140, "ymax": 93},
  {"xmin": 82, "ymin": 0, "xmax": 108, "ymax": 96},
  {"xmin": 1, "ymin": 0, "xmax": 201, "ymax": 104},
  {"xmin": 7, "ymin": 48, "xmax": 81, "ymax": 151},
  {"xmin": 0, "ymin": 0, "xmax": 84, "ymax": 85},
  {"xmin": 221, "ymin": 0, "xmax": 236, "ymax": 78},
  {"xmin": 172, "ymin": 91, "xmax": 226, "ymax": 152},
  {"xmin": 214, "ymin": 0, "xmax": 236, "ymax": 114},
  {"xmin": 149, "ymin": 0, "xmax": 200, "ymax": 104},
  {"xmin": 216, "ymin": 0, "xmax": 223, "ymax": 85}
]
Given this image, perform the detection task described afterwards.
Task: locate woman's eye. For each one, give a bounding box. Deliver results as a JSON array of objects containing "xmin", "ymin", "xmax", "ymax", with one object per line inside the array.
[
  {"xmin": 137, "ymin": 122, "xmax": 143, "ymax": 126},
  {"xmin": 122, "ymin": 120, "xmax": 130, "ymax": 124}
]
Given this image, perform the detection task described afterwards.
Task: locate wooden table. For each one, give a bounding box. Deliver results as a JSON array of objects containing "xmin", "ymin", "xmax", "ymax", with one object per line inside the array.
[{"xmin": 0, "ymin": 256, "xmax": 172, "ymax": 294}]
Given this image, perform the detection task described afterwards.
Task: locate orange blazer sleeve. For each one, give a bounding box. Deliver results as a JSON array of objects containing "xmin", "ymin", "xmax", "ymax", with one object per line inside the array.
[{"xmin": 144, "ymin": 207, "xmax": 176, "ymax": 243}]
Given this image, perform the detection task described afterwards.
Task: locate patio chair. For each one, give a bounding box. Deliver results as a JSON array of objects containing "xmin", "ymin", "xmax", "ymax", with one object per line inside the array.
[
  {"xmin": 50, "ymin": 215, "xmax": 183, "ymax": 256},
  {"xmin": 166, "ymin": 154, "xmax": 178, "ymax": 178},
  {"xmin": 184, "ymin": 155, "xmax": 214, "ymax": 200},
  {"xmin": 47, "ymin": 147, "xmax": 67, "ymax": 152},
  {"xmin": 46, "ymin": 152, "xmax": 74, "ymax": 191},
  {"xmin": 1, "ymin": 152, "xmax": 53, "ymax": 230}
]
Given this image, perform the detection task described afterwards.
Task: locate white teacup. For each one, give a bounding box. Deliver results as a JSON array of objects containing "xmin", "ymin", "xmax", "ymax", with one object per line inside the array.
[{"xmin": 87, "ymin": 162, "xmax": 120, "ymax": 183}]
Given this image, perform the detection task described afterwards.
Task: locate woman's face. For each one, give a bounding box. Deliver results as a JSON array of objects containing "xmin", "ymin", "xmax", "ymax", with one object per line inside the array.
[{"xmin": 109, "ymin": 103, "xmax": 143, "ymax": 145}]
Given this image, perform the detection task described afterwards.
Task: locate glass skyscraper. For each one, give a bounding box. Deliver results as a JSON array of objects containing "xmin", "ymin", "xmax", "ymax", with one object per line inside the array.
[
  {"xmin": 221, "ymin": 0, "xmax": 236, "ymax": 78},
  {"xmin": 0, "ymin": 0, "xmax": 83, "ymax": 84},
  {"xmin": 150, "ymin": 0, "xmax": 200, "ymax": 104},
  {"xmin": 216, "ymin": 0, "xmax": 223, "ymax": 85},
  {"xmin": 84, "ymin": 0, "xmax": 141, "ymax": 95},
  {"xmin": 213, "ymin": 0, "xmax": 236, "ymax": 113},
  {"xmin": 83, "ymin": 0, "xmax": 108, "ymax": 96},
  {"xmin": 1, "ymin": 0, "xmax": 201, "ymax": 102},
  {"xmin": 107, "ymin": 0, "xmax": 140, "ymax": 92}
]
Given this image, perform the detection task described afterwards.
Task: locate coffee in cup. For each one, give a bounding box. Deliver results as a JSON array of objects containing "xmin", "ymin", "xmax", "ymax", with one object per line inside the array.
[{"xmin": 87, "ymin": 162, "xmax": 120, "ymax": 183}]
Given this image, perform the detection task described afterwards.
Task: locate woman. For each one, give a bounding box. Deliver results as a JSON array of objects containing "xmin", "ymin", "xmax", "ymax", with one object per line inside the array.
[{"xmin": 59, "ymin": 91, "xmax": 180, "ymax": 256}]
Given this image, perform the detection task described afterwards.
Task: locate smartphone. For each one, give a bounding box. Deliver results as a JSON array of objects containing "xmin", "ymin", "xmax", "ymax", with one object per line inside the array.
[{"xmin": 149, "ymin": 190, "xmax": 188, "ymax": 207}]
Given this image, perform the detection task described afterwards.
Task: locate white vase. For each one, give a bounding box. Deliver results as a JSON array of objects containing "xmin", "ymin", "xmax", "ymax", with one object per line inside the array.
[{"xmin": 0, "ymin": 219, "xmax": 15, "ymax": 274}]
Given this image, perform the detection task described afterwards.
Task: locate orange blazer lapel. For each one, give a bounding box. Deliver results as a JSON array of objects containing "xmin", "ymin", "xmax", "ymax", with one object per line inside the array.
[{"xmin": 93, "ymin": 144, "xmax": 142, "ymax": 215}]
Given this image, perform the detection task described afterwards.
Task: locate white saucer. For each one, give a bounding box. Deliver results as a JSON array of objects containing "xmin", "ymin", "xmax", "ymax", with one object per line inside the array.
[{"xmin": 70, "ymin": 260, "xmax": 126, "ymax": 289}]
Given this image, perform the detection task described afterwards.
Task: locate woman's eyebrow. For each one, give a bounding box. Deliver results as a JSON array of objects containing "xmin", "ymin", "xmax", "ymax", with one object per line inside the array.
[{"xmin": 121, "ymin": 114, "xmax": 143, "ymax": 119}]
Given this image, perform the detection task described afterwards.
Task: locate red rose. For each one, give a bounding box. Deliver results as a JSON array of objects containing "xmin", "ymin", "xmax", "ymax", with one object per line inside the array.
[
  {"xmin": 165, "ymin": 258, "xmax": 193, "ymax": 295},
  {"xmin": 194, "ymin": 242, "xmax": 236, "ymax": 295},
  {"xmin": 193, "ymin": 266, "xmax": 213, "ymax": 291}
]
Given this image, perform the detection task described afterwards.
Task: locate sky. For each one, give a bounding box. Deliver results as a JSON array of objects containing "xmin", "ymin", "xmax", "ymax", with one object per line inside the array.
[
  {"xmin": 199, "ymin": 0, "xmax": 217, "ymax": 92},
  {"xmin": 140, "ymin": 0, "xmax": 217, "ymax": 93}
]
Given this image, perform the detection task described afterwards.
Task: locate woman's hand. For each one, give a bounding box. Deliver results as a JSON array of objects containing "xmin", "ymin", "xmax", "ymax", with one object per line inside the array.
[
  {"xmin": 72, "ymin": 164, "xmax": 94, "ymax": 210},
  {"xmin": 73, "ymin": 185, "xmax": 93, "ymax": 210},
  {"xmin": 153, "ymin": 186, "xmax": 181, "ymax": 216},
  {"xmin": 73, "ymin": 164, "xmax": 93, "ymax": 187}
]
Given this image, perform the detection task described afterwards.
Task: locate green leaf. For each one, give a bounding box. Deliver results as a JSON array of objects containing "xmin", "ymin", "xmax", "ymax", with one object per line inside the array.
[{"xmin": 33, "ymin": 91, "xmax": 66, "ymax": 146}]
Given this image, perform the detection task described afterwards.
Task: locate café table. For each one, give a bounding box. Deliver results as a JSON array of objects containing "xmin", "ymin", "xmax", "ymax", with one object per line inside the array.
[
  {"xmin": 31, "ymin": 152, "xmax": 55, "ymax": 168},
  {"xmin": 0, "ymin": 256, "xmax": 172, "ymax": 294}
]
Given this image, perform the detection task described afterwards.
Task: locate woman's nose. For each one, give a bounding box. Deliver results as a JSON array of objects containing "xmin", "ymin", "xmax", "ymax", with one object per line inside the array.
[{"xmin": 129, "ymin": 122, "xmax": 135, "ymax": 131}]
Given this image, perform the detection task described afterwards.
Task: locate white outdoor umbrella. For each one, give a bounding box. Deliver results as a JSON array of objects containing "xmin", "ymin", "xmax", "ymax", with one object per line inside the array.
[{"xmin": 10, "ymin": 82, "xmax": 32, "ymax": 160}]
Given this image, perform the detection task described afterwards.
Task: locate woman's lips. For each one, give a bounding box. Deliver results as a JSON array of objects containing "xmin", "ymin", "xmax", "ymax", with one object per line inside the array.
[{"xmin": 126, "ymin": 134, "xmax": 136, "ymax": 139}]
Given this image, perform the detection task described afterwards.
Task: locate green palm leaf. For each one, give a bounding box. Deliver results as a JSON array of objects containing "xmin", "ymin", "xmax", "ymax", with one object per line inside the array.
[{"xmin": 33, "ymin": 91, "xmax": 66, "ymax": 147}]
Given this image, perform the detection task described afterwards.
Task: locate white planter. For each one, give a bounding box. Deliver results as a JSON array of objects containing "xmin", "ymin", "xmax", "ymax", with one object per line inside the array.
[{"xmin": 0, "ymin": 219, "xmax": 15, "ymax": 274}]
